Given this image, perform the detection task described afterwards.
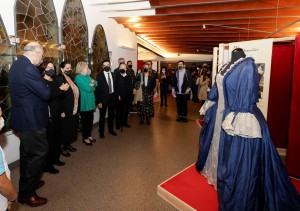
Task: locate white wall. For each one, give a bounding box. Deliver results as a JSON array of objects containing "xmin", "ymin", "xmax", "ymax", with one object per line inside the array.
[{"xmin": 0, "ymin": 0, "xmax": 137, "ymax": 164}]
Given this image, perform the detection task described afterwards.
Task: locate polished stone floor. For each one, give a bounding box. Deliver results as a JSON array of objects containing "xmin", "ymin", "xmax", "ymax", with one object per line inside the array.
[{"xmin": 10, "ymin": 96, "xmax": 202, "ymax": 210}]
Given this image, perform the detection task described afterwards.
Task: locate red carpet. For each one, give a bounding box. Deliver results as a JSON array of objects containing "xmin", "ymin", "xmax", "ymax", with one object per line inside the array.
[
  {"xmin": 158, "ymin": 165, "xmax": 300, "ymax": 211},
  {"xmin": 196, "ymin": 119, "xmax": 204, "ymax": 129},
  {"xmin": 158, "ymin": 165, "xmax": 218, "ymax": 211}
]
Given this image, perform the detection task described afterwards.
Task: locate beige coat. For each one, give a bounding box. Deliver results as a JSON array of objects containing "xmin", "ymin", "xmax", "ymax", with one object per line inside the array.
[{"xmin": 196, "ymin": 75, "xmax": 210, "ymax": 101}]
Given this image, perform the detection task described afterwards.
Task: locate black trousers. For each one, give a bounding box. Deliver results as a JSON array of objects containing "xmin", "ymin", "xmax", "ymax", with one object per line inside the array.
[
  {"xmin": 116, "ymin": 98, "xmax": 130, "ymax": 128},
  {"xmin": 160, "ymin": 84, "xmax": 168, "ymax": 105},
  {"xmin": 18, "ymin": 129, "xmax": 48, "ymax": 198},
  {"xmin": 80, "ymin": 110, "xmax": 94, "ymax": 139},
  {"xmin": 99, "ymin": 93, "xmax": 116, "ymax": 133},
  {"xmin": 176, "ymin": 94, "xmax": 188, "ymax": 117},
  {"xmin": 60, "ymin": 115, "xmax": 78, "ymax": 145},
  {"xmin": 45, "ymin": 118, "xmax": 61, "ymax": 169}
]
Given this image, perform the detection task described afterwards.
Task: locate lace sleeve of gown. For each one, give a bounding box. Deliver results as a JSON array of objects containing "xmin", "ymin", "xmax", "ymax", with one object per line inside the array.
[
  {"xmin": 199, "ymin": 82, "xmax": 218, "ymax": 115},
  {"xmin": 221, "ymin": 58, "xmax": 262, "ymax": 138},
  {"xmin": 222, "ymin": 112, "xmax": 262, "ymax": 138}
]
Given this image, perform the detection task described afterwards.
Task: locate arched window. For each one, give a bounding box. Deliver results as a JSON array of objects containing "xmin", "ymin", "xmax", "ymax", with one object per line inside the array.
[
  {"xmin": 91, "ymin": 24, "xmax": 109, "ymax": 78},
  {"xmin": 0, "ymin": 15, "xmax": 13, "ymax": 133},
  {"xmin": 15, "ymin": 0, "xmax": 59, "ymax": 63},
  {"xmin": 61, "ymin": 0, "xmax": 88, "ymax": 68}
]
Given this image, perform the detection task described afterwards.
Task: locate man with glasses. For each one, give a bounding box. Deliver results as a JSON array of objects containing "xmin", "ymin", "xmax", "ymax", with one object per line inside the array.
[{"xmin": 9, "ymin": 42, "xmax": 50, "ymax": 207}]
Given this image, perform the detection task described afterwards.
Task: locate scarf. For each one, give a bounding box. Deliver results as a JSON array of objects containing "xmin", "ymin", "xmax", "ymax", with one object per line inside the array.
[{"xmin": 63, "ymin": 74, "xmax": 79, "ymax": 115}]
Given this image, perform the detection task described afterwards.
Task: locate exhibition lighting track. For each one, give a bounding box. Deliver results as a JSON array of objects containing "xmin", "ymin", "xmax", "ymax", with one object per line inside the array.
[{"xmin": 137, "ymin": 35, "xmax": 166, "ymax": 55}]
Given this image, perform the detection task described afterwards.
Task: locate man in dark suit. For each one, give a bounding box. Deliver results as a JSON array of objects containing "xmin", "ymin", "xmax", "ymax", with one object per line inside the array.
[
  {"xmin": 171, "ymin": 60, "xmax": 192, "ymax": 122},
  {"xmin": 95, "ymin": 60, "xmax": 117, "ymax": 138},
  {"xmin": 9, "ymin": 42, "xmax": 50, "ymax": 206}
]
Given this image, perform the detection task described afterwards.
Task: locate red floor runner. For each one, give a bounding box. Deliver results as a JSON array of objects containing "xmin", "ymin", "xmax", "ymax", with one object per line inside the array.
[
  {"xmin": 159, "ymin": 165, "xmax": 300, "ymax": 211},
  {"xmin": 160, "ymin": 165, "xmax": 218, "ymax": 211}
]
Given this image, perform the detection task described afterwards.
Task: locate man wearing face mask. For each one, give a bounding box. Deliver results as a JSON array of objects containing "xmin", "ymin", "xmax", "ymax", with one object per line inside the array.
[
  {"xmin": 9, "ymin": 42, "xmax": 50, "ymax": 206},
  {"xmin": 113, "ymin": 57, "xmax": 125, "ymax": 75},
  {"xmin": 95, "ymin": 60, "xmax": 118, "ymax": 138},
  {"xmin": 115, "ymin": 63, "xmax": 132, "ymax": 129},
  {"xmin": 171, "ymin": 60, "xmax": 192, "ymax": 122}
]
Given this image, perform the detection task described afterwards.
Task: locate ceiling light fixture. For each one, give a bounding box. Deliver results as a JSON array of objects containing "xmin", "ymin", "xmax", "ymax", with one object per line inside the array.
[
  {"xmin": 128, "ymin": 17, "xmax": 140, "ymax": 23},
  {"xmin": 203, "ymin": 24, "xmax": 206, "ymax": 29}
]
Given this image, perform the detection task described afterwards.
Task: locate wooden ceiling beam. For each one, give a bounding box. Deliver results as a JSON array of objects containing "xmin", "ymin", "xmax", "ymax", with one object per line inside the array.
[
  {"xmin": 150, "ymin": 0, "xmax": 253, "ymax": 7},
  {"xmin": 123, "ymin": 18, "xmax": 298, "ymax": 28},
  {"xmin": 155, "ymin": 0, "xmax": 300, "ymax": 15},
  {"xmin": 113, "ymin": 8, "xmax": 300, "ymax": 24}
]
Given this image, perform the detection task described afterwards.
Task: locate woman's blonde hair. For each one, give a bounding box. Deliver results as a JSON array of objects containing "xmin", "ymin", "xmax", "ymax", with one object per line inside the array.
[{"xmin": 75, "ymin": 61, "xmax": 88, "ymax": 75}]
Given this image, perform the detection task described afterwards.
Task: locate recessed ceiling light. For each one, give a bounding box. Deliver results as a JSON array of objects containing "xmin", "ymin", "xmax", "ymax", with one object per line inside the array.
[{"xmin": 203, "ymin": 24, "xmax": 206, "ymax": 29}]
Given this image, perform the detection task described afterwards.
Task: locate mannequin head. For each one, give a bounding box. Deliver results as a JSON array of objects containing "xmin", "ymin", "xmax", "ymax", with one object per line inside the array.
[{"xmin": 231, "ymin": 48, "xmax": 246, "ymax": 63}]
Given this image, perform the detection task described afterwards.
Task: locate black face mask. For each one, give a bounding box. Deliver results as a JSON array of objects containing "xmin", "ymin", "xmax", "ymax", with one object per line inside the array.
[
  {"xmin": 64, "ymin": 70, "xmax": 72, "ymax": 76},
  {"xmin": 128, "ymin": 65, "xmax": 132, "ymax": 69},
  {"xmin": 103, "ymin": 66, "xmax": 110, "ymax": 72},
  {"xmin": 120, "ymin": 69, "xmax": 126, "ymax": 74},
  {"xmin": 144, "ymin": 68, "xmax": 148, "ymax": 72},
  {"xmin": 45, "ymin": 69, "xmax": 55, "ymax": 77}
]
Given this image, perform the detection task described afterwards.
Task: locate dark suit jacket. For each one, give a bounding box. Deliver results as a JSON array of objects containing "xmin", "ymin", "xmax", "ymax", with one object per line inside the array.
[
  {"xmin": 95, "ymin": 71, "xmax": 117, "ymax": 105},
  {"xmin": 9, "ymin": 56, "xmax": 51, "ymax": 131},
  {"xmin": 172, "ymin": 69, "xmax": 192, "ymax": 94}
]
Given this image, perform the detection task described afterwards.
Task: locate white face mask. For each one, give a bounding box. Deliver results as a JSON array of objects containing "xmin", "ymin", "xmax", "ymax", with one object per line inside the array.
[
  {"xmin": 162, "ymin": 70, "xmax": 166, "ymax": 73},
  {"xmin": 86, "ymin": 68, "xmax": 91, "ymax": 75}
]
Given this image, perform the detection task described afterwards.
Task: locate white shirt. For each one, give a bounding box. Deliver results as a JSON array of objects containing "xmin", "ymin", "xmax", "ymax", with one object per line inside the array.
[{"xmin": 103, "ymin": 71, "xmax": 114, "ymax": 93}]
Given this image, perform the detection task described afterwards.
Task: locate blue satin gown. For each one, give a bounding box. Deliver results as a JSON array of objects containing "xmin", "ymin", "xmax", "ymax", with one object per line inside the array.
[{"xmin": 196, "ymin": 57, "xmax": 300, "ymax": 211}]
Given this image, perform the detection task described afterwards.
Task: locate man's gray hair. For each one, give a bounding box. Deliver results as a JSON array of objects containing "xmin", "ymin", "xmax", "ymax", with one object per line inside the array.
[
  {"xmin": 23, "ymin": 42, "xmax": 43, "ymax": 53},
  {"xmin": 118, "ymin": 58, "xmax": 125, "ymax": 63}
]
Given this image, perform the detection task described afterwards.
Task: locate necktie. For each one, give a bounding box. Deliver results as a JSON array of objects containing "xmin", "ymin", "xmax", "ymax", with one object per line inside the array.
[{"xmin": 108, "ymin": 72, "xmax": 112, "ymax": 93}]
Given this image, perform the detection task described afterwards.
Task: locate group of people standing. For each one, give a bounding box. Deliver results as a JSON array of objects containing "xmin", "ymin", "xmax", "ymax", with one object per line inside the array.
[{"xmin": 3, "ymin": 42, "xmax": 162, "ymax": 208}]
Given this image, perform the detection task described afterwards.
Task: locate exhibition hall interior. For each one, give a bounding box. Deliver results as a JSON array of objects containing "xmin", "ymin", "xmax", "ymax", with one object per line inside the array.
[{"xmin": 0, "ymin": 0, "xmax": 300, "ymax": 210}]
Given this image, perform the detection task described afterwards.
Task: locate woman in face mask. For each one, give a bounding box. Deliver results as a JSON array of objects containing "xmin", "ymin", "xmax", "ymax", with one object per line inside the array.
[
  {"xmin": 55, "ymin": 61, "xmax": 80, "ymax": 157},
  {"xmin": 74, "ymin": 62, "xmax": 97, "ymax": 146},
  {"xmin": 42, "ymin": 61, "xmax": 69, "ymax": 173},
  {"xmin": 134, "ymin": 63, "xmax": 157, "ymax": 125},
  {"xmin": 158, "ymin": 67, "xmax": 169, "ymax": 107}
]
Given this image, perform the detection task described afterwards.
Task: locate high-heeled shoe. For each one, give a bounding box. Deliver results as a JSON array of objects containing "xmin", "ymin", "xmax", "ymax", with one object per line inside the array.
[
  {"xmin": 83, "ymin": 139, "xmax": 93, "ymax": 146},
  {"xmin": 88, "ymin": 137, "xmax": 96, "ymax": 142}
]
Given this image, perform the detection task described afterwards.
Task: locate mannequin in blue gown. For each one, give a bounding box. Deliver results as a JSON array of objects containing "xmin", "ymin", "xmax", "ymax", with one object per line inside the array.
[{"xmin": 196, "ymin": 48, "xmax": 300, "ymax": 211}]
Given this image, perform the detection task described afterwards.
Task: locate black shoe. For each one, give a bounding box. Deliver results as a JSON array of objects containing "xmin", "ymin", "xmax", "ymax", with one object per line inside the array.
[
  {"xmin": 44, "ymin": 166, "xmax": 59, "ymax": 174},
  {"xmin": 99, "ymin": 133, "xmax": 105, "ymax": 138},
  {"xmin": 109, "ymin": 131, "xmax": 117, "ymax": 136},
  {"xmin": 176, "ymin": 117, "xmax": 182, "ymax": 122},
  {"xmin": 60, "ymin": 148, "xmax": 71, "ymax": 157},
  {"xmin": 123, "ymin": 124, "xmax": 131, "ymax": 128},
  {"xmin": 88, "ymin": 137, "xmax": 96, "ymax": 142},
  {"xmin": 54, "ymin": 160, "xmax": 65, "ymax": 166},
  {"xmin": 146, "ymin": 116, "xmax": 150, "ymax": 125},
  {"xmin": 83, "ymin": 139, "xmax": 93, "ymax": 146},
  {"xmin": 64, "ymin": 144, "xmax": 77, "ymax": 152},
  {"xmin": 182, "ymin": 117, "xmax": 188, "ymax": 122},
  {"xmin": 140, "ymin": 115, "xmax": 144, "ymax": 125}
]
